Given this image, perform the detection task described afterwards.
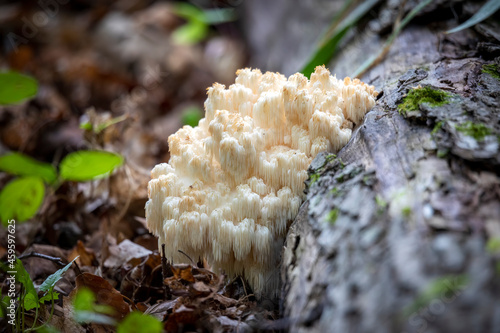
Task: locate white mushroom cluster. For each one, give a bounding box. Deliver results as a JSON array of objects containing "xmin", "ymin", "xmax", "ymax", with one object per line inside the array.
[{"xmin": 146, "ymin": 66, "xmax": 377, "ymax": 296}]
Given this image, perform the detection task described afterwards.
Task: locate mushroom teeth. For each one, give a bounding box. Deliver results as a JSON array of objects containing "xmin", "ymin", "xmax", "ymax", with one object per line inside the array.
[{"xmin": 146, "ymin": 65, "xmax": 377, "ymax": 297}]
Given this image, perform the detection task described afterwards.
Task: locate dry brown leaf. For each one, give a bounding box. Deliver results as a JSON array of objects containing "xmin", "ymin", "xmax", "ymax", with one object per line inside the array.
[
  {"xmin": 103, "ymin": 239, "xmax": 152, "ymax": 268},
  {"xmin": 171, "ymin": 264, "xmax": 195, "ymax": 283},
  {"xmin": 43, "ymin": 296, "xmax": 86, "ymax": 333},
  {"xmin": 164, "ymin": 304, "xmax": 199, "ymax": 332},
  {"xmin": 69, "ymin": 240, "xmax": 97, "ymax": 267},
  {"xmin": 74, "ymin": 272, "xmax": 131, "ymax": 319}
]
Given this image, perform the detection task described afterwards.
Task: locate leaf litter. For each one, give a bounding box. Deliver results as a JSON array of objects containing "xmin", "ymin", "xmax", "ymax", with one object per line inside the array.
[{"xmin": 0, "ymin": 2, "xmax": 276, "ymax": 331}]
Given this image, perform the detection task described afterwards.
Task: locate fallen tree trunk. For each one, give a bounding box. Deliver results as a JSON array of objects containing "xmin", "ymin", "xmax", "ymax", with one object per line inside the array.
[{"xmin": 243, "ymin": 1, "xmax": 500, "ymax": 332}]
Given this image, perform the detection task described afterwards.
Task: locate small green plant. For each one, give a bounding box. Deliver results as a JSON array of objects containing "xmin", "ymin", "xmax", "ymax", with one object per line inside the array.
[
  {"xmin": 456, "ymin": 122, "xmax": 492, "ymax": 142},
  {"xmin": 0, "ymin": 150, "xmax": 124, "ymax": 225},
  {"xmin": 482, "ymin": 64, "xmax": 500, "ymax": 80},
  {"xmin": 1, "ymin": 257, "xmax": 77, "ymax": 331},
  {"xmin": 398, "ymin": 86, "xmax": 450, "ymax": 115},
  {"xmin": 0, "ymin": 177, "xmax": 45, "ymax": 224},
  {"xmin": 326, "ymin": 208, "xmax": 339, "ymax": 225},
  {"xmin": 80, "ymin": 114, "xmax": 128, "ymax": 134},
  {"xmin": 0, "ymin": 71, "xmax": 38, "ymax": 105},
  {"xmin": 171, "ymin": 2, "xmax": 237, "ymax": 45}
]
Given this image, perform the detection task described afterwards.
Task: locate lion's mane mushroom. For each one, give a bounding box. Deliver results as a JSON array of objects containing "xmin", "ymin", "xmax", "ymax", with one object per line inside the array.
[{"xmin": 146, "ymin": 66, "xmax": 377, "ymax": 296}]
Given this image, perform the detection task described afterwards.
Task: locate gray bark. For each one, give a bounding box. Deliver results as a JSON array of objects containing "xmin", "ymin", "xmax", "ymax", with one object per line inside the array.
[{"xmin": 243, "ymin": 1, "xmax": 500, "ymax": 332}]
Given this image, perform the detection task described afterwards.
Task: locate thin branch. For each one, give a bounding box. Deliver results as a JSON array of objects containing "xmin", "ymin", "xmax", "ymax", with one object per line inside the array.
[{"xmin": 17, "ymin": 252, "xmax": 66, "ymax": 267}]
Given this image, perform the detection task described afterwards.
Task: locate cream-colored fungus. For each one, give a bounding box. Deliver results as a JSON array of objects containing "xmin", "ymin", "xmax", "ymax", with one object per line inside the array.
[{"xmin": 146, "ymin": 66, "xmax": 377, "ymax": 296}]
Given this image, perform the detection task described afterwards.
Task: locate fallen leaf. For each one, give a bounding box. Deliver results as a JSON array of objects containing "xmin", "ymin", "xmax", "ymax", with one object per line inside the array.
[
  {"xmin": 69, "ymin": 240, "xmax": 97, "ymax": 267},
  {"xmin": 74, "ymin": 272, "xmax": 131, "ymax": 319},
  {"xmin": 164, "ymin": 304, "xmax": 199, "ymax": 332},
  {"xmin": 171, "ymin": 264, "xmax": 195, "ymax": 283},
  {"xmin": 104, "ymin": 239, "xmax": 152, "ymax": 268}
]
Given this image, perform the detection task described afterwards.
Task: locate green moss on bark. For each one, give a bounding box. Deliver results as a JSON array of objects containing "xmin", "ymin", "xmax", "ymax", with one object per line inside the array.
[
  {"xmin": 456, "ymin": 122, "xmax": 492, "ymax": 142},
  {"xmin": 398, "ymin": 86, "xmax": 450, "ymax": 115},
  {"xmin": 482, "ymin": 64, "xmax": 500, "ymax": 80}
]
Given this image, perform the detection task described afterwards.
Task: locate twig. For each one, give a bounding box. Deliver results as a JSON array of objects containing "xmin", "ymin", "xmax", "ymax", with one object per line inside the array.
[{"xmin": 17, "ymin": 252, "xmax": 66, "ymax": 267}]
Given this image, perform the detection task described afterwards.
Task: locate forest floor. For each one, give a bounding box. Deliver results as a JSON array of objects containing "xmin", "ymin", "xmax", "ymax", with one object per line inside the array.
[{"xmin": 0, "ymin": 1, "xmax": 277, "ymax": 332}]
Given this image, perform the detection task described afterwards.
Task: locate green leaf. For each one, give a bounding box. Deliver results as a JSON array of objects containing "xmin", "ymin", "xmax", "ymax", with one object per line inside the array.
[
  {"xmin": 171, "ymin": 3, "xmax": 235, "ymax": 45},
  {"xmin": 0, "ymin": 152, "xmax": 57, "ymax": 184},
  {"xmin": 181, "ymin": 106, "xmax": 203, "ymax": 127},
  {"xmin": 0, "ymin": 295, "xmax": 11, "ymax": 317},
  {"xmin": 73, "ymin": 288, "xmax": 114, "ymax": 315},
  {"xmin": 74, "ymin": 310, "xmax": 117, "ymax": 325},
  {"xmin": 117, "ymin": 312, "xmax": 163, "ymax": 333},
  {"xmin": 39, "ymin": 290, "xmax": 59, "ymax": 303},
  {"xmin": 79, "ymin": 121, "xmax": 93, "ymax": 131},
  {"xmin": 172, "ymin": 20, "xmax": 208, "ymax": 45},
  {"xmin": 300, "ymin": 0, "xmax": 380, "ymax": 78},
  {"xmin": 0, "ymin": 176, "xmax": 45, "ymax": 225},
  {"xmin": 446, "ymin": 0, "xmax": 500, "ymax": 34},
  {"xmin": 0, "ymin": 71, "xmax": 38, "ymax": 105},
  {"xmin": 172, "ymin": 2, "xmax": 205, "ymax": 22},
  {"xmin": 39, "ymin": 257, "xmax": 78, "ymax": 293},
  {"xmin": 73, "ymin": 288, "xmax": 96, "ymax": 312},
  {"xmin": 59, "ymin": 150, "xmax": 123, "ymax": 182},
  {"xmin": 73, "ymin": 288, "xmax": 116, "ymax": 325},
  {"xmin": 13, "ymin": 258, "xmax": 39, "ymax": 310}
]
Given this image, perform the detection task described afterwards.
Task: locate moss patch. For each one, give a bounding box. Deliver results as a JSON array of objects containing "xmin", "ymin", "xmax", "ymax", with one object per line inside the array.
[
  {"xmin": 308, "ymin": 173, "xmax": 320, "ymax": 187},
  {"xmin": 404, "ymin": 275, "xmax": 468, "ymax": 317},
  {"xmin": 325, "ymin": 153, "xmax": 336, "ymax": 163},
  {"xmin": 482, "ymin": 63, "xmax": 500, "ymax": 80},
  {"xmin": 326, "ymin": 208, "xmax": 339, "ymax": 225},
  {"xmin": 398, "ymin": 86, "xmax": 450, "ymax": 115},
  {"xmin": 487, "ymin": 238, "xmax": 500, "ymax": 254},
  {"xmin": 456, "ymin": 121, "xmax": 492, "ymax": 141},
  {"xmin": 402, "ymin": 207, "xmax": 412, "ymax": 218},
  {"xmin": 330, "ymin": 187, "xmax": 341, "ymax": 197},
  {"xmin": 431, "ymin": 121, "xmax": 443, "ymax": 135}
]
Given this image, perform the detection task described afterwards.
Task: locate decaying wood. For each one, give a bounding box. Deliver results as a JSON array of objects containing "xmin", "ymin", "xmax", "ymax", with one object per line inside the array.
[{"xmin": 245, "ymin": 1, "xmax": 500, "ymax": 332}]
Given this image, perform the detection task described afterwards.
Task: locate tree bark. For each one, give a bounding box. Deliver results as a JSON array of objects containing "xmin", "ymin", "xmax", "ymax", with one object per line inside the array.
[{"xmin": 243, "ymin": 1, "xmax": 500, "ymax": 332}]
